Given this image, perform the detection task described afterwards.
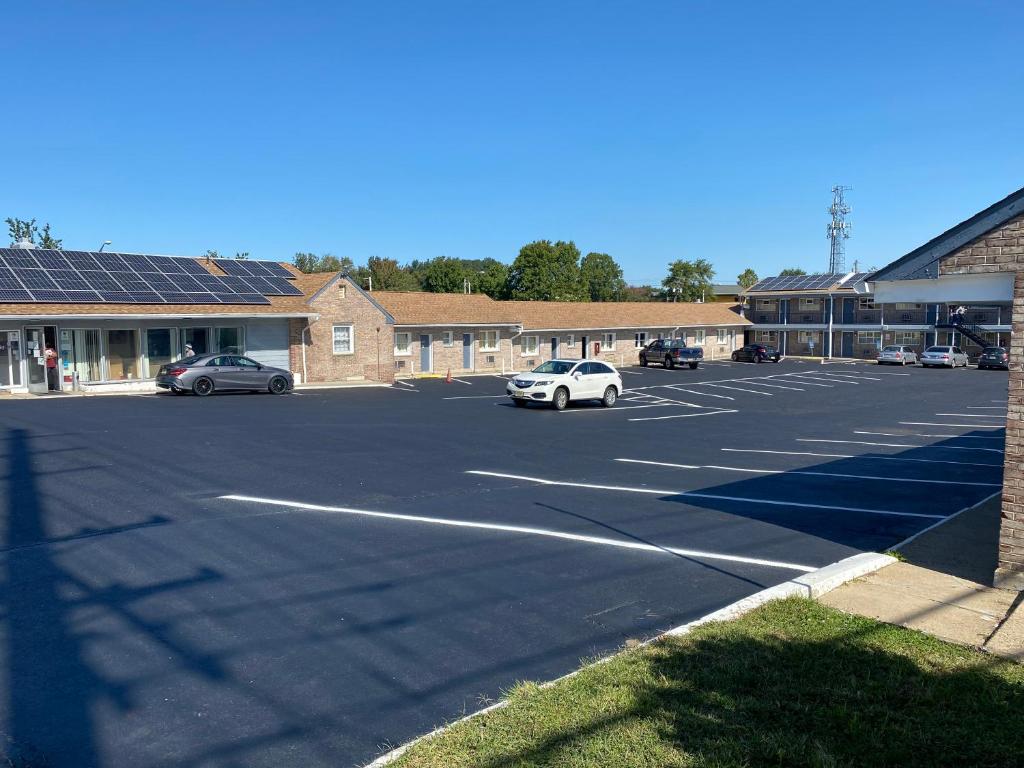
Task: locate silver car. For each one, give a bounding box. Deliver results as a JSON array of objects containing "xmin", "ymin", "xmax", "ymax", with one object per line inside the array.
[
  {"xmin": 156, "ymin": 353, "xmax": 294, "ymax": 396},
  {"xmin": 920, "ymin": 345, "xmax": 969, "ymax": 368},
  {"xmin": 877, "ymin": 345, "xmax": 918, "ymax": 366}
]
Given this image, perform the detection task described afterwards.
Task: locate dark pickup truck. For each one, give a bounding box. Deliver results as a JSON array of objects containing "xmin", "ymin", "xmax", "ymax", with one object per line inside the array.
[{"xmin": 638, "ymin": 339, "xmax": 703, "ymax": 369}]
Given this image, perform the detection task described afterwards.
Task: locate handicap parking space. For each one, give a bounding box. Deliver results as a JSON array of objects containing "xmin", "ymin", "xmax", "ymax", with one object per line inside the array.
[{"xmin": 0, "ymin": 359, "xmax": 1009, "ymax": 767}]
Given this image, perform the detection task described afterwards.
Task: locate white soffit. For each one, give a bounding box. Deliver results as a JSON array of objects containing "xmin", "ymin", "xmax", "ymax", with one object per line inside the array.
[{"xmin": 871, "ymin": 273, "xmax": 1013, "ymax": 304}]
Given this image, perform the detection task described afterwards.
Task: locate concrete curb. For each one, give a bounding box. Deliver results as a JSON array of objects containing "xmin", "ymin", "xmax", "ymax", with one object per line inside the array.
[{"xmin": 362, "ymin": 551, "xmax": 895, "ymax": 767}]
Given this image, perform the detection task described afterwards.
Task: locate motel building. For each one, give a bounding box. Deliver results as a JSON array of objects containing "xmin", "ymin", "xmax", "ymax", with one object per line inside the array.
[{"xmin": 0, "ymin": 242, "xmax": 750, "ymax": 394}]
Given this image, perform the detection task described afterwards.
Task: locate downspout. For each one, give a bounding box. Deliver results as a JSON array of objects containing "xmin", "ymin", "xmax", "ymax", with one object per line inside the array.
[
  {"xmin": 827, "ymin": 294, "xmax": 834, "ymax": 359},
  {"xmin": 301, "ymin": 320, "xmax": 312, "ymax": 385},
  {"xmin": 509, "ymin": 325, "xmax": 523, "ymax": 373}
]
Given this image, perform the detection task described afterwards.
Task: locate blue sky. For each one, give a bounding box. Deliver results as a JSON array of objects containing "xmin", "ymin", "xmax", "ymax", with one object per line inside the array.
[{"xmin": 2, "ymin": 1, "xmax": 1022, "ymax": 285}]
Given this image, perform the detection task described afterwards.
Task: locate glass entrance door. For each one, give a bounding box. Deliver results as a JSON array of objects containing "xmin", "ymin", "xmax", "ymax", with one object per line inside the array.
[
  {"xmin": 24, "ymin": 327, "xmax": 48, "ymax": 393},
  {"xmin": 0, "ymin": 331, "xmax": 22, "ymax": 388}
]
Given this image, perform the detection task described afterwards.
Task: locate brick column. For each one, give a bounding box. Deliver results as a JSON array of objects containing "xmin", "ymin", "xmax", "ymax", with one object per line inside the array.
[{"xmin": 997, "ymin": 269, "xmax": 1024, "ymax": 590}]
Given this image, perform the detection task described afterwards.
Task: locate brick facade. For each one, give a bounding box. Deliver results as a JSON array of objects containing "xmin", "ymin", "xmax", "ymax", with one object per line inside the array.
[{"xmin": 938, "ymin": 213, "xmax": 1024, "ymax": 589}]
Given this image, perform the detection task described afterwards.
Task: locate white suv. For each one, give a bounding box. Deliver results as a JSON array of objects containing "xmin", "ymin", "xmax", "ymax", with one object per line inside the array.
[{"xmin": 507, "ymin": 359, "xmax": 623, "ymax": 410}]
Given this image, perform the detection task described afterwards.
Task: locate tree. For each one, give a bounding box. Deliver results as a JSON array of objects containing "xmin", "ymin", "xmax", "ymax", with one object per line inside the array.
[
  {"xmin": 580, "ymin": 252, "xmax": 627, "ymax": 301},
  {"xmin": 779, "ymin": 267, "xmax": 807, "ymax": 276},
  {"xmin": 475, "ymin": 258, "xmax": 510, "ymax": 299},
  {"xmin": 505, "ymin": 240, "xmax": 585, "ymax": 301},
  {"xmin": 367, "ymin": 256, "xmax": 419, "ymax": 291},
  {"xmin": 205, "ymin": 249, "xmax": 251, "ymax": 261},
  {"xmin": 6, "ymin": 217, "xmax": 62, "ymax": 249},
  {"xmin": 421, "ymin": 256, "xmax": 468, "ymax": 293},
  {"xmin": 737, "ymin": 268, "xmax": 759, "ymax": 289},
  {"xmin": 661, "ymin": 258, "xmax": 715, "ymax": 302},
  {"xmin": 293, "ymin": 252, "xmax": 356, "ymax": 274}
]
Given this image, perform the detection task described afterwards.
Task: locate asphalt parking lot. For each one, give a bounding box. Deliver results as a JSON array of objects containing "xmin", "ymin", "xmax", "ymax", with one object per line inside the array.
[{"xmin": 0, "ymin": 358, "xmax": 1009, "ymax": 767}]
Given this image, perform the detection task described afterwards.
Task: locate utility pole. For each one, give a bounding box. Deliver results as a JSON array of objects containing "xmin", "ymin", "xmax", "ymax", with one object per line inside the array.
[
  {"xmin": 827, "ymin": 185, "xmax": 852, "ymax": 274},
  {"xmin": 367, "ymin": 275, "xmax": 373, "ymax": 292}
]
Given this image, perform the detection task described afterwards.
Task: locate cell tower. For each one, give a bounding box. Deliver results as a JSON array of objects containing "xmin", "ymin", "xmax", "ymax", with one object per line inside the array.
[{"xmin": 827, "ymin": 185, "xmax": 852, "ymax": 274}]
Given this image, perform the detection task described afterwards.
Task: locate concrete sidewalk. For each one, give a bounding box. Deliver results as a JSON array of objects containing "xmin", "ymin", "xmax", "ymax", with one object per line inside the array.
[{"xmin": 821, "ymin": 496, "xmax": 1023, "ymax": 662}]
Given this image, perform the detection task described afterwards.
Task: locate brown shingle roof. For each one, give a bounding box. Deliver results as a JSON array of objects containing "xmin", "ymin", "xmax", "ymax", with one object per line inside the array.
[{"xmin": 372, "ymin": 292, "xmax": 521, "ymax": 325}]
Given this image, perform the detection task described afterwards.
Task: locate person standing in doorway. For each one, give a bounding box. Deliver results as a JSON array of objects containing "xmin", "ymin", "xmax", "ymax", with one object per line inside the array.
[
  {"xmin": 44, "ymin": 345, "xmax": 59, "ymax": 391},
  {"xmin": 183, "ymin": 343, "xmax": 195, "ymax": 359}
]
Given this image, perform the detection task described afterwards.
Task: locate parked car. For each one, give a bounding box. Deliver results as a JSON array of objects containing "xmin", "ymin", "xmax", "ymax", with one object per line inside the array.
[
  {"xmin": 156, "ymin": 353, "xmax": 294, "ymax": 396},
  {"xmin": 877, "ymin": 345, "xmax": 919, "ymax": 366},
  {"xmin": 507, "ymin": 359, "xmax": 623, "ymax": 410},
  {"xmin": 731, "ymin": 344, "xmax": 781, "ymax": 363},
  {"xmin": 639, "ymin": 339, "xmax": 703, "ymax": 369},
  {"xmin": 920, "ymin": 346, "xmax": 969, "ymax": 368},
  {"xmin": 977, "ymin": 346, "xmax": 1010, "ymax": 370}
]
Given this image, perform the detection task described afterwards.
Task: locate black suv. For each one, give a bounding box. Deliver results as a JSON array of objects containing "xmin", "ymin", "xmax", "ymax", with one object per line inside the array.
[
  {"xmin": 732, "ymin": 344, "xmax": 781, "ymax": 363},
  {"xmin": 639, "ymin": 339, "xmax": 703, "ymax": 369},
  {"xmin": 977, "ymin": 346, "xmax": 1009, "ymax": 370}
]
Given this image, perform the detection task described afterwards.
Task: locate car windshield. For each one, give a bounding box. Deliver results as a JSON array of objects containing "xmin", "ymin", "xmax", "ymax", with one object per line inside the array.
[
  {"xmin": 983, "ymin": 347, "xmax": 1004, "ymax": 354},
  {"xmin": 882, "ymin": 346, "xmax": 900, "ymax": 352},
  {"xmin": 925, "ymin": 346, "xmax": 951, "ymax": 353},
  {"xmin": 532, "ymin": 360, "xmax": 574, "ymax": 375},
  {"xmin": 669, "ymin": 340, "xmax": 688, "ymax": 348}
]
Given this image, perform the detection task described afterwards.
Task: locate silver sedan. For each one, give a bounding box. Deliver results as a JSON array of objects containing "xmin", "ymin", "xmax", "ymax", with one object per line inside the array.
[
  {"xmin": 156, "ymin": 353, "xmax": 294, "ymax": 396},
  {"xmin": 877, "ymin": 345, "xmax": 918, "ymax": 365},
  {"xmin": 920, "ymin": 345, "xmax": 969, "ymax": 368}
]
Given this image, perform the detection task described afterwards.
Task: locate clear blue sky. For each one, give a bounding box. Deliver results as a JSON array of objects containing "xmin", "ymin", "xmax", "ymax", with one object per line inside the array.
[{"xmin": 3, "ymin": 1, "xmax": 1022, "ymax": 284}]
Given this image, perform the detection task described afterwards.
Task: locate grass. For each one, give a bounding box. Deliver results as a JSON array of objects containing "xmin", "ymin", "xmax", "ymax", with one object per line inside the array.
[{"xmin": 386, "ymin": 598, "xmax": 1024, "ymax": 768}]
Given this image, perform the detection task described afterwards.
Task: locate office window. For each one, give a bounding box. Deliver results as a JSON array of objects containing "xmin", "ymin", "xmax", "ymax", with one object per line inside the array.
[
  {"xmin": 106, "ymin": 329, "xmax": 139, "ymax": 380},
  {"xmin": 332, "ymin": 325, "xmax": 353, "ymax": 355},
  {"xmin": 70, "ymin": 329, "xmax": 102, "ymax": 382},
  {"xmin": 716, "ymin": 328, "xmax": 727, "ymax": 343},
  {"xmin": 602, "ymin": 333, "xmax": 615, "ymax": 349},
  {"xmin": 799, "ymin": 297, "xmax": 819, "ymax": 309},
  {"xmin": 522, "ymin": 336, "xmax": 538, "ymax": 355},
  {"xmin": 634, "ymin": 332, "xmax": 647, "ymax": 348},
  {"xmin": 694, "ymin": 329, "xmax": 705, "ymax": 345},
  {"xmin": 798, "ymin": 330, "xmax": 819, "ymax": 343},
  {"xmin": 180, "ymin": 328, "xmax": 209, "ymax": 356},
  {"xmin": 442, "ymin": 331, "xmax": 454, "ymax": 347},
  {"xmin": 896, "ymin": 332, "xmax": 921, "ymax": 346},
  {"xmin": 394, "ymin": 332, "xmax": 411, "ymax": 356},
  {"xmin": 145, "ymin": 328, "xmax": 174, "ymax": 377},
  {"xmin": 754, "ymin": 331, "xmax": 776, "ymax": 342},
  {"xmin": 858, "ymin": 297, "xmax": 877, "ymax": 310},
  {"xmin": 858, "ymin": 331, "xmax": 882, "ymax": 344},
  {"xmin": 215, "ymin": 327, "xmax": 244, "ymax": 354},
  {"xmin": 481, "ymin": 331, "xmax": 499, "ymax": 351},
  {"xmin": 566, "ymin": 334, "xmax": 575, "ymax": 347}
]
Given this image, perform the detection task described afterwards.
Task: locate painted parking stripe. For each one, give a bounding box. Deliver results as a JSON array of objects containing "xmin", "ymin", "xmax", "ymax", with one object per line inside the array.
[
  {"xmin": 815, "ymin": 372, "xmax": 882, "ymax": 381},
  {"xmin": 629, "ymin": 409, "xmax": 738, "ymax": 422},
  {"xmin": 934, "ymin": 413, "xmax": 1006, "ymax": 418},
  {"xmin": 465, "ymin": 471, "xmax": 944, "ymax": 520},
  {"xmin": 728, "ymin": 381, "xmax": 805, "ymax": 391},
  {"xmin": 772, "ymin": 377, "xmax": 833, "ymax": 387},
  {"xmin": 394, "ymin": 380, "xmax": 417, "ymax": 388},
  {"xmin": 797, "ymin": 438, "xmax": 1002, "ymax": 453},
  {"xmin": 785, "ymin": 374, "xmax": 858, "ymax": 384},
  {"xmin": 666, "ymin": 387, "xmax": 735, "ymax": 400},
  {"xmin": 900, "ymin": 421, "xmax": 1005, "ymax": 429},
  {"xmin": 444, "ymin": 394, "xmax": 507, "ymax": 400},
  {"xmin": 720, "ymin": 448, "xmax": 1002, "ymax": 468},
  {"xmin": 968, "ymin": 406, "xmax": 1006, "ymax": 410},
  {"xmin": 220, "ymin": 494, "xmax": 815, "ymax": 573},
  {"xmin": 614, "ymin": 458, "xmax": 1000, "ymax": 487},
  {"xmin": 701, "ymin": 383, "xmax": 773, "ymax": 395},
  {"xmin": 854, "ymin": 431, "xmax": 1005, "ymax": 441}
]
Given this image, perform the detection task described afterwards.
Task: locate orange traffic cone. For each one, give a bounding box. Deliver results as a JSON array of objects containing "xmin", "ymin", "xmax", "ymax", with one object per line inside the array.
[{"xmin": 445, "ymin": 368, "xmax": 452, "ymax": 384}]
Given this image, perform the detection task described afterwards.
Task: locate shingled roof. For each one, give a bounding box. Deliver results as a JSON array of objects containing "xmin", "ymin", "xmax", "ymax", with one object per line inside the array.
[{"xmin": 372, "ymin": 292, "xmax": 521, "ymax": 325}]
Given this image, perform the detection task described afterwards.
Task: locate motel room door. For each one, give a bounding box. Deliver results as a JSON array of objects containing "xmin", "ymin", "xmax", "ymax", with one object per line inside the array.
[
  {"xmin": 419, "ymin": 334, "xmax": 432, "ymax": 373},
  {"xmin": 462, "ymin": 334, "xmax": 473, "ymax": 370},
  {"xmin": 0, "ymin": 331, "xmax": 23, "ymax": 389},
  {"xmin": 550, "ymin": 337, "xmax": 558, "ymax": 359},
  {"xmin": 24, "ymin": 326, "xmax": 53, "ymax": 393}
]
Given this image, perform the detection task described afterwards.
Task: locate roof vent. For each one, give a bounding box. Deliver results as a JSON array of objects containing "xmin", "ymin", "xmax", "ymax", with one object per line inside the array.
[{"xmin": 11, "ymin": 237, "xmax": 35, "ymax": 250}]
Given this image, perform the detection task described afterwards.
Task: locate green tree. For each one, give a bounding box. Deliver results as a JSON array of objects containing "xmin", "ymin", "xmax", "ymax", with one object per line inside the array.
[
  {"xmin": 293, "ymin": 252, "xmax": 356, "ymax": 274},
  {"xmin": 474, "ymin": 258, "xmax": 510, "ymax": 299},
  {"xmin": 367, "ymin": 256, "xmax": 419, "ymax": 291},
  {"xmin": 505, "ymin": 240, "xmax": 585, "ymax": 301},
  {"xmin": 580, "ymin": 252, "xmax": 627, "ymax": 301},
  {"xmin": 661, "ymin": 258, "xmax": 715, "ymax": 302},
  {"xmin": 737, "ymin": 268, "xmax": 759, "ymax": 289},
  {"xmin": 422, "ymin": 256, "xmax": 469, "ymax": 293},
  {"xmin": 6, "ymin": 217, "xmax": 62, "ymax": 249},
  {"xmin": 779, "ymin": 267, "xmax": 807, "ymax": 276}
]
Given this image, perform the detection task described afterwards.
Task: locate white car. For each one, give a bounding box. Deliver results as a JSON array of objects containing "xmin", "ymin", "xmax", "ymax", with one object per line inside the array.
[
  {"xmin": 920, "ymin": 345, "xmax": 969, "ymax": 368},
  {"xmin": 507, "ymin": 359, "xmax": 623, "ymax": 410}
]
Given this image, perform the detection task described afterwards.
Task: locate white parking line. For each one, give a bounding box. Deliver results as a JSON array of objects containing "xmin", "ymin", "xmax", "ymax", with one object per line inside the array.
[
  {"xmin": 797, "ymin": 438, "xmax": 1003, "ymax": 453},
  {"xmin": 561, "ymin": 403, "xmax": 679, "ymax": 414},
  {"xmin": 620, "ymin": 370, "xmax": 644, "ymax": 375},
  {"xmin": 900, "ymin": 421, "xmax": 1005, "ymax": 429},
  {"xmin": 465, "ymin": 471, "xmax": 943, "ymax": 520},
  {"xmin": 854, "ymin": 431, "xmax": 1005, "ymax": 441},
  {"xmin": 720, "ymin": 448, "xmax": 1002, "ymax": 468},
  {"xmin": 729, "ymin": 381, "xmax": 805, "ymax": 391},
  {"xmin": 773, "ymin": 377, "xmax": 833, "ymax": 387},
  {"xmin": 451, "ymin": 378, "xmax": 473, "ymax": 385},
  {"xmin": 815, "ymin": 372, "xmax": 882, "ymax": 381},
  {"xmin": 934, "ymin": 413, "xmax": 1006, "ymax": 419},
  {"xmin": 394, "ymin": 380, "xmax": 417, "ymax": 388},
  {"xmin": 629, "ymin": 409, "xmax": 738, "ymax": 422},
  {"xmin": 443, "ymin": 394, "xmax": 507, "ymax": 400},
  {"xmin": 665, "ymin": 387, "xmax": 735, "ymax": 400},
  {"xmin": 614, "ymin": 458, "xmax": 1000, "ymax": 487},
  {"xmin": 220, "ymin": 494, "xmax": 815, "ymax": 573},
  {"xmin": 785, "ymin": 374, "xmax": 857, "ymax": 384},
  {"xmin": 701, "ymin": 383, "xmax": 773, "ymax": 395},
  {"xmin": 388, "ymin": 385, "xmax": 420, "ymax": 393},
  {"xmin": 968, "ymin": 406, "xmax": 1006, "ymax": 410}
]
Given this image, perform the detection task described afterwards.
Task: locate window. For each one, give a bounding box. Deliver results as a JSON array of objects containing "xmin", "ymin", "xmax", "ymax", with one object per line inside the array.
[
  {"xmin": 442, "ymin": 331, "xmax": 454, "ymax": 347},
  {"xmin": 590, "ymin": 362, "xmax": 614, "ymax": 374},
  {"xmin": 858, "ymin": 331, "xmax": 882, "ymax": 344},
  {"xmin": 338, "ymin": 283, "xmax": 347, "ymax": 298},
  {"xmin": 481, "ymin": 331, "xmax": 499, "ymax": 351},
  {"xmin": 69, "ymin": 329, "xmax": 101, "ymax": 382},
  {"xmin": 206, "ymin": 356, "xmax": 233, "ymax": 367},
  {"xmin": 799, "ymin": 297, "xmax": 820, "ymax": 309},
  {"xmin": 694, "ymin": 329, "xmax": 705, "ymax": 345},
  {"xmin": 797, "ymin": 331, "xmax": 819, "ymax": 343},
  {"xmin": 216, "ymin": 327, "xmax": 244, "ymax": 354},
  {"xmin": 716, "ymin": 328, "xmax": 727, "ymax": 343},
  {"xmin": 180, "ymin": 327, "xmax": 209, "ymax": 356},
  {"xmin": 522, "ymin": 336, "xmax": 539, "ymax": 356},
  {"xmin": 105, "ymin": 329, "xmax": 139, "ymax": 380},
  {"xmin": 394, "ymin": 332, "xmax": 411, "ymax": 355},
  {"xmin": 145, "ymin": 329, "xmax": 174, "ymax": 377},
  {"xmin": 332, "ymin": 325, "xmax": 353, "ymax": 355},
  {"xmin": 754, "ymin": 331, "xmax": 776, "ymax": 342},
  {"xmin": 236, "ymin": 356, "xmax": 262, "ymax": 368},
  {"xmin": 894, "ymin": 303, "xmax": 921, "ymax": 310},
  {"xmin": 566, "ymin": 334, "xmax": 575, "ymax": 348},
  {"xmin": 756, "ymin": 299, "xmax": 776, "ymax": 309},
  {"xmin": 896, "ymin": 331, "xmax": 921, "ymax": 346},
  {"xmin": 858, "ymin": 297, "xmax": 877, "ymax": 310},
  {"xmin": 602, "ymin": 333, "xmax": 615, "ymax": 349},
  {"xmin": 634, "ymin": 332, "xmax": 647, "ymax": 348}
]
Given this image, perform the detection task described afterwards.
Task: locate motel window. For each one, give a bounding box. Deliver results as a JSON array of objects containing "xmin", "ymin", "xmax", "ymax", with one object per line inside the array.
[
  {"xmin": 634, "ymin": 332, "xmax": 647, "ymax": 349},
  {"xmin": 602, "ymin": 333, "xmax": 615, "ymax": 349},
  {"xmin": 754, "ymin": 331, "xmax": 775, "ymax": 343},
  {"xmin": 442, "ymin": 331, "xmax": 454, "ymax": 347},
  {"xmin": 716, "ymin": 328, "xmax": 727, "ymax": 344},
  {"xmin": 797, "ymin": 331, "xmax": 819, "ymax": 343},
  {"xmin": 894, "ymin": 303, "xmax": 922, "ymax": 310},
  {"xmin": 69, "ymin": 329, "xmax": 102, "ymax": 382},
  {"xmin": 799, "ymin": 297, "xmax": 819, "ymax": 309},
  {"xmin": 522, "ymin": 336, "xmax": 539, "ymax": 355},
  {"xmin": 896, "ymin": 332, "xmax": 921, "ymax": 346},
  {"xmin": 858, "ymin": 331, "xmax": 882, "ymax": 344},
  {"xmin": 756, "ymin": 299, "xmax": 775, "ymax": 309},
  {"xmin": 394, "ymin": 332, "xmax": 411, "ymax": 356},
  {"xmin": 105, "ymin": 329, "xmax": 139, "ymax": 381},
  {"xmin": 481, "ymin": 331, "xmax": 499, "ymax": 351},
  {"xmin": 566, "ymin": 334, "xmax": 575, "ymax": 348},
  {"xmin": 216, "ymin": 327, "xmax": 244, "ymax": 354},
  {"xmin": 332, "ymin": 325, "xmax": 354, "ymax": 355},
  {"xmin": 858, "ymin": 297, "xmax": 877, "ymax": 310},
  {"xmin": 146, "ymin": 329, "xmax": 174, "ymax": 377},
  {"xmin": 694, "ymin": 329, "xmax": 705, "ymax": 345}
]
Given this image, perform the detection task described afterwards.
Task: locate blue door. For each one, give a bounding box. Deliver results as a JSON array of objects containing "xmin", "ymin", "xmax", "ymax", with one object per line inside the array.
[
  {"xmin": 842, "ymin": 298, "xmax": 855, "ymax": 323},
  {"xmin": 419, "ymin": 334, "xmax": 431, "ymax": 372},
  {"xmin": 841, "ymin": 332, "xmax": 853, "ymax": 357},
  {"xmin": 551, "ymin": 337, "xmax": 558, "ymax": 358},
  {"xmin": 463, "ymin": 334, "xmax": 473, "ymax": 369}
]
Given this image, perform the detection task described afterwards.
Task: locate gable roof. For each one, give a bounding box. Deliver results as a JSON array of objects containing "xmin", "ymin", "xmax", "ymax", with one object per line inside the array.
[
  {"xmin": 503, "ymin": 300, "xmax": 749, "ymax": 330},
  {"xmin": 372, "ymin": 292, "xmax": 521, "ymax": 326},
  {"xmin": 868, "ymin": 185, "xmax": 1024, "ymax": 282}
]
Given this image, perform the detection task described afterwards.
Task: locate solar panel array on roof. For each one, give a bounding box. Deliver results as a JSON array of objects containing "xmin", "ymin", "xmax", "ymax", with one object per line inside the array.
[
  {"xmin": 211, "ymin": 258, "xmax": 297, "ymax": 280},
  {"xmin": 747, "ymin": 273, "xmax": 841, "ymax": 292},
  {"xmin": 0, "ymin": 248, "xmax": 306, "ymax": 305}
]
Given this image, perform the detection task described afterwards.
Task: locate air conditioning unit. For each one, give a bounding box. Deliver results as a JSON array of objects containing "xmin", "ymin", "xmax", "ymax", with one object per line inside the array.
[
  {"xmin": 527, "ymin": 359, "xmax": 535, "ymax": 367},
  {"xmin": 395, "ymin": 360, "xmax": 406, "ymax": 370},
  {"xmin": 486, "ymin": 355, "xmax": 495, "ymax": 364}
]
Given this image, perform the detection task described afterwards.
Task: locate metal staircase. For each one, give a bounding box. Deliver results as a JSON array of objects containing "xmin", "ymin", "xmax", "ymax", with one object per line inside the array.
[{"xmin": 935, "ymin": 319, "xmax": 989, "ymax": 348}]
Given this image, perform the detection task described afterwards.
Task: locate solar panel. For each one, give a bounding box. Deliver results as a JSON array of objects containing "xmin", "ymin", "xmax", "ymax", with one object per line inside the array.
[
  {"xmin": 263, "ymin": 262, "xmax": 295, "ymax": 279},
  {"xmin": 0, "ymin": 289, "xmax": 32, "ymax": 301},
  {"xmin": 263, "ymin": 277, "xmax": 304, "ymax": 295}
]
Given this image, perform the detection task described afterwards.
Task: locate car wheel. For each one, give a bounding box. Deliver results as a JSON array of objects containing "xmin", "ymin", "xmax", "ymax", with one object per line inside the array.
[
  {"xmin": 774, "ymin": 356, "xmax": 781, "ymax": 363},
  {"xmin": 602, "ymin": 386, "xmax": 617, "ymax": 407},
  {"xmin": 268, "ymin": 376, "xmax": 289, "ymax": 395},
  {"xmin": 192, "ymin": 377, "xmax": 214, "ymax": 397},
  {"xmin": 688, "ymin": 362, "xmax": 698, "ymax": 370},
  {"xmin": 552, "ymin": 387, "xmax": 569, "ymax": 411},
  {"xmin": 731, "ymin": 352, "xmax": 739, "ymax": 362},
  {"xmin": 755, "ymin": 355, "xmax": 763, "ymax": 363},
  {"xmin": 665, "ymin": 356, "xmax": 675, "ymax": 369},
  {"xmin": 640, "ymin": 357, "xmax": 648, "ymax": 367},
  {"xmin": 512, "ymin": 398, "xmax": 527, "ymax": 407}
]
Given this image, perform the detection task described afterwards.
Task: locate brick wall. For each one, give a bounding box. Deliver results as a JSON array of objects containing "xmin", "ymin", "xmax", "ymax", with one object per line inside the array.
[
  {"xmin": 512, "ymin": 327, "xmax": 744, "ymax": 368},
  {"xmin": 394, "ymin": 328, "xmax": 515, "ymax": 375},
  {"xmin": 938, "ymin": 212, "xmax": 1024, "ymax": 589},
  {"xmin": 290, "ymin": 278, "xmax": 395, "ymax": 383}
]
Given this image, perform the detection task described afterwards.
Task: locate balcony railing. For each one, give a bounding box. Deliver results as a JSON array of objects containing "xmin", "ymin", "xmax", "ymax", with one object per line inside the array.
[{"xmin": 886, "ymin": 310, "xmax": 928, "ymax": 325}]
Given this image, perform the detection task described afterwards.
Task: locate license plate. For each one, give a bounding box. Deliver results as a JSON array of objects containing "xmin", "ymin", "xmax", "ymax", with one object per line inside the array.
[{"xmin": 512, "ymin": 391, "xmax": 526, "ymax": 398}]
